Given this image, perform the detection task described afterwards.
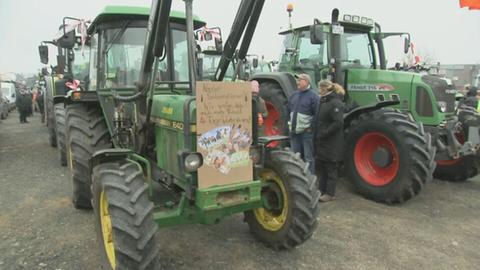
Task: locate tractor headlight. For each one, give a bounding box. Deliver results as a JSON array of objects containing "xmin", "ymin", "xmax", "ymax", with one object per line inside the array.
[
  {"xmin": 438, "ymin": 101, "xmax": 447, "ymax": 112},
  {"xmin": 184, "ymin": 152, "xmax": 203, "ymax": 172}
]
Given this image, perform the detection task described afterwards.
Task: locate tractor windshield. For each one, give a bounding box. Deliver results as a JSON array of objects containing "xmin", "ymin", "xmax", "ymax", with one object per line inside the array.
[
  {"xmin": 93, "ymin": 21, "xmax": 196, "ymax": 90},
  {"xmin": 72, "ymin": 46, "xmax": 90, "ymax": 82},
  {"xmin": 201, "ymin": 52, "xmax": 234, "ymax": 80},
  {"xmin": 340, "ymin": 31, "xmax": 373, "ymax": 68},
  {"xmin": 102, "ymin": 26, "xmax": 146, "ymax": 88},
  {"xmin": 296, "ymin": 30, "xmax": 327, "ymax": 69}
]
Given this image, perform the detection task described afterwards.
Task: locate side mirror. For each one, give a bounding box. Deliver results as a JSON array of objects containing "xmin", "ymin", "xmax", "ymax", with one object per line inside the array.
[
  {"xmin": 310, "ymin": 24, "xmax": 324, "ymax": 44},
  {"xmin": 404, "ymin": 37, "xmax": 410, "ymax": 54},
  {"xmin": 252, "ymin": 58, "xmax": 259, "ymax": 68},
  {"xmin": 38, "ymin": 45, "xmax": 49, "ymax": 64}
]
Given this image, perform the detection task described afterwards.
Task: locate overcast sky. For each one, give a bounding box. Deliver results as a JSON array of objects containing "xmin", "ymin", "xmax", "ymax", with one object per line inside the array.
[{"xmin": 0, "ymin": 0, "xmax": 479, "ymax": 75}]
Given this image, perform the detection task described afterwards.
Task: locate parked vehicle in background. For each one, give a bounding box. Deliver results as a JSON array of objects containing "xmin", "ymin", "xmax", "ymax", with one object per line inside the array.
[
  {"xmin": 0, "ymin": 96, "xmax": 8, "ymax": 119},
  {"xmin": 1, "ymin": 81, "xmax": 16, "ymax": 111}
]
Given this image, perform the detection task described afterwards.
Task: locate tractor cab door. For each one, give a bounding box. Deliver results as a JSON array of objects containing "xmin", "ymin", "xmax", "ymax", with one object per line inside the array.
[{"xmin": 373, "ymin": 32, "xmax": 411, "ymax": 70}]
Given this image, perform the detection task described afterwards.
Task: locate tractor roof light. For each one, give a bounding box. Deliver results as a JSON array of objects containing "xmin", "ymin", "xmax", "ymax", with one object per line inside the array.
[
  {"xmin": 352, "ymin": 15, "xmax": 360, "ymax": 23},
  {"xmin": 343, "ymin": 14, "xmax": 352, "ymax": 22},
  {"xmin": 361, "ymin": 17, "xmax": 368, "ymax": 24},
  {"xmin": 287, "ymin": 3, "xmax": 294, "ymax": 12}
]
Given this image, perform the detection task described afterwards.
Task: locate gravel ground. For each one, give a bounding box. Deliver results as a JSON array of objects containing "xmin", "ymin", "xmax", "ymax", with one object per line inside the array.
[{"xmin": 1, "ymin": 111, "xmax": 479, "ymax": 270}]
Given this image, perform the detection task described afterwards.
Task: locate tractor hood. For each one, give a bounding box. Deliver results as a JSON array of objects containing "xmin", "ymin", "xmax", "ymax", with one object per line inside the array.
[
  {"xmin": 420, "ymin": 75, "xmax": 456, "ymax": 113},
  {"xmin": 150, "ymin": 95, "xmax": 196, "ymax": 127}
]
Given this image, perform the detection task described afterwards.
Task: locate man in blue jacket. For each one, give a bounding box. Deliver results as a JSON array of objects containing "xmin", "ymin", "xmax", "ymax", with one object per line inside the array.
[{"xmin": 287, "ymin": 74, "xmax": 319, "ymax": 174}]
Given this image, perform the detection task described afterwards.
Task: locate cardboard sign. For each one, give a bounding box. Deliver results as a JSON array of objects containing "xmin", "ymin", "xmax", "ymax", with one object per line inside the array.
[{"xmin": 196, "ymin": 81, "xmax": 252, "ymax": 189}]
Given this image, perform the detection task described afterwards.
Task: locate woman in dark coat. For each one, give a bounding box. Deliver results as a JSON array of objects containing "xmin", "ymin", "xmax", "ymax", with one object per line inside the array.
[{"xmin": 314, "ymin": 80, "xmax": 345, "ymax": 202}]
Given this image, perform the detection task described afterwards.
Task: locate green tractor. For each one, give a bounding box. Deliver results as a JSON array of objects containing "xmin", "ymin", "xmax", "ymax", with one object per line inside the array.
[
  {"xmin": 62, "ymin": 1, "xmax": 319, "ymax": 268},
  {"xmin": 252, "ymin": 9, "xmax": 446, "ymax": 204},
  {"xmin": 38, "ymin": 17, "xmax": 90, "ymax": 166}
]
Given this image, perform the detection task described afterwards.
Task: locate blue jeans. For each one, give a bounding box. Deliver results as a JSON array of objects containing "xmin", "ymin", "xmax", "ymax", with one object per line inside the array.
[{"xmin": 290, "ymin": 131, "xmax": 315, "ymax": 174}]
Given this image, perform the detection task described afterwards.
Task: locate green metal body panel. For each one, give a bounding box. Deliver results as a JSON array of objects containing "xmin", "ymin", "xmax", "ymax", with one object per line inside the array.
[
  {"xmin": 153, "ymin": 180, "xmax": 263, "ymax": 227},
  {"xmin": 346, "ymin": 69, "xmax": 444, "ymax": 126},
  {"xmin": 151, "ymin": 95, "xmax": 196, "ymax": 180}
]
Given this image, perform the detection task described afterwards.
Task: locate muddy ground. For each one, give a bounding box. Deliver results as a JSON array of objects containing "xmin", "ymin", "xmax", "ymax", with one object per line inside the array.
[{"xmin": 1, "ymin": 111, "xmax": 479, "ymax": 270}]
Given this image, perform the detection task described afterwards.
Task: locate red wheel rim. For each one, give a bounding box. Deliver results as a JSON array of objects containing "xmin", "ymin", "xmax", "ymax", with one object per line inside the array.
[
  {"xmin": 264, "ymin": 102, "xmax": 281, "ymax": 147},
  {"xmin": 436, "ymin": 132, "xmax": 464, "ymax": 166},
  {"xmin": 354, "ymin": 132, "xmax": 400, "ymax": 186}
]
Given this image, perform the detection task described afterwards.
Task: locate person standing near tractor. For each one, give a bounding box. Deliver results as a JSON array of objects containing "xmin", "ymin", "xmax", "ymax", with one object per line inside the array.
[
  {"xmin": 15, "ymin": 88, "xmax": 32, "ymax": 123},
  {"xmin": 459, "ymin": 85, "xmax": 478, "ymax": 109},
  {"xmin": 287, "ymin": 73, "xmax": 319, "ymax": 174},
  {"xmin": 314, "ymin": 80, "xmax": 345, "ymax": 202},
  {"xmin": 37, "ymin": 88, "xmax": 45, "ymax": 123}
]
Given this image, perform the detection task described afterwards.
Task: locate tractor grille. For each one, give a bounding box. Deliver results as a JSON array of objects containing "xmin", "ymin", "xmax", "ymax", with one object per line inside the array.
[{"xmin": 421, "ymin": 75, "xmax": 456, "ymax": 113}]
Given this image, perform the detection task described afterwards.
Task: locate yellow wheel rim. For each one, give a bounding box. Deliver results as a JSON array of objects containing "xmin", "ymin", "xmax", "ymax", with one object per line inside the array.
[
  {"xmin": 254, "ymin": 169, "xmax": 289, "ymax": 231},
  {"xmin": 100, "ymin": 191, "xmax": 116, "ymax": 269},
  {"xmin": 67, "ymin": 146, "xmax": 73, "ymax": 170}
]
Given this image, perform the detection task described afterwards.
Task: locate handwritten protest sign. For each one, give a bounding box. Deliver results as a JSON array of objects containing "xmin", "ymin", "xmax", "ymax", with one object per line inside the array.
[{"xmin": 196, "ymin": 81, "xmax": 252, "ymax": 189}]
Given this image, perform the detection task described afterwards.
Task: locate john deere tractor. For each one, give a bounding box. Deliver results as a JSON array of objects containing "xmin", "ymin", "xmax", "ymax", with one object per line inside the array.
[
  {"xmin": 252, "ymin": 9, "xmax": 444, "ymax": 204},
  {"xmin": 38, "ymin": 17, "xmax": 90, "ymax": 166},
  {"xmin": 62, "ymin": 1, "xmax": 319, "ymax": 268}
]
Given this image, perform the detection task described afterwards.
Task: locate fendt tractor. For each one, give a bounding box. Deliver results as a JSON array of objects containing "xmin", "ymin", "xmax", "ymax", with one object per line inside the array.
[
  {"xmin": 61, "ymin": 1, "xmax": 320, "ymax": 268},
  {"xmin": 38, "ymin": 17, "xmax": 90, "ymax": 166},
  {"xmin": 252, "ymin": 9, "xmax": 449, "ymax": 204}
]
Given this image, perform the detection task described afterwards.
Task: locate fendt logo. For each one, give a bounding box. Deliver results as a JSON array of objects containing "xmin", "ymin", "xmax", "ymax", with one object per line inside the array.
[{"xmin": 349, "ymin": 83, "xmax": 395, "ymax": 91}]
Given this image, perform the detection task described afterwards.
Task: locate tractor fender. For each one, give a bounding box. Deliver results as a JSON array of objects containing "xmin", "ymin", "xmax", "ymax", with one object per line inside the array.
[
  {"xmin": 344, "ymin": 100, "xmax": 400, "ymax": 127},
  {"xmin": 251, "ymin": 72, "xmax": 297, "ymax": 98},
  {"xmin": 89, "ymin": 149, "xmax": 134, "ymax": 175},
  {"xmin": 65, "ymin": 90, "xmax": 100, "ymax": 105},
  {"xmin": 53, "ymin": 95, "xmax": 66, "ymax": 106}
]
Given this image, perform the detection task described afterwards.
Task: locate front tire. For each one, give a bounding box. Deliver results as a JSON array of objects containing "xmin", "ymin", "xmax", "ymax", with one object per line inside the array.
[
  {"xmin": 244, "ymin": 149, "xmax": 320, "ymax": 250},
  {"xmin": 344, "ymin": 108, "xmax": 436, "ymax": 204},
  {"xmin": 435, "ymin": 156, "xmax": 478, "ymax": 182},
  {"xmin": 92, "ymin": 161, "xmax": 160, "ymax": 270},
  {"xmin": 66, "ymin": 104, "xmax": 111, "ymax": 208}
]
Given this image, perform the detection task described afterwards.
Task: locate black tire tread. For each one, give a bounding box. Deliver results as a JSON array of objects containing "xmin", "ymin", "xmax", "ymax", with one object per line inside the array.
[
  {"xmin": 54, "ymin": 104, "xmax": 67, "ymax": 166},
  {"xmin": 245, "ymin": 149, "xmax": 320, "ymax": 250},
  {"xmin": 92, "ymin": 162, "xmax": 160, "ymax": 270},
  {"xmin": 66, "ymin": 104, "xmax": 111, "ymax": 208},
  {"xmin": 345, "ymin": 108, "xmax": 436, "ymax": 204}
]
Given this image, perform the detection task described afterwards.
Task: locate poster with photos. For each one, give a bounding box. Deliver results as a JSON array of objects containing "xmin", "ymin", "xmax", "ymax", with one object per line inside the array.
[{"xmin": 196, "ymin": 81, "xmax": 252, "ymax": 189}]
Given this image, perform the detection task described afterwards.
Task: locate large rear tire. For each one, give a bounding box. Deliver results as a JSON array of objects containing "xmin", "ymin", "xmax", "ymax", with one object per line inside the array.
[
  {"xmin": 344, "ymin": 108, "xmax": 436, "ymax": 204},
  {"xmin": 66, "ymin": 104, "xmax": 111, "ymax": 209},
  {"xmin": 54, "ymin": 103, "xmax": 67, "ymax": 166},
  {"xmin": 92, "ymin": 161, "xmax": 160, "ymax": 270},
  {"xmin": 244, "ymin": 149, "xmax": 320, "ymax": 250}
]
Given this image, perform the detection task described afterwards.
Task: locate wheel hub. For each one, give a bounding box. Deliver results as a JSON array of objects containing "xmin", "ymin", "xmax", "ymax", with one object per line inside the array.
[
  {"xmin": 254, "ymin": 169, "xmax": 288, "ymax": 231},
  {"xmin": 372, "ymin": 147, "xmax": 393, "ymax": 168},
  {"xmin": 354, "ymin": 132, "xmax": 400, "ymax": 186}
]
